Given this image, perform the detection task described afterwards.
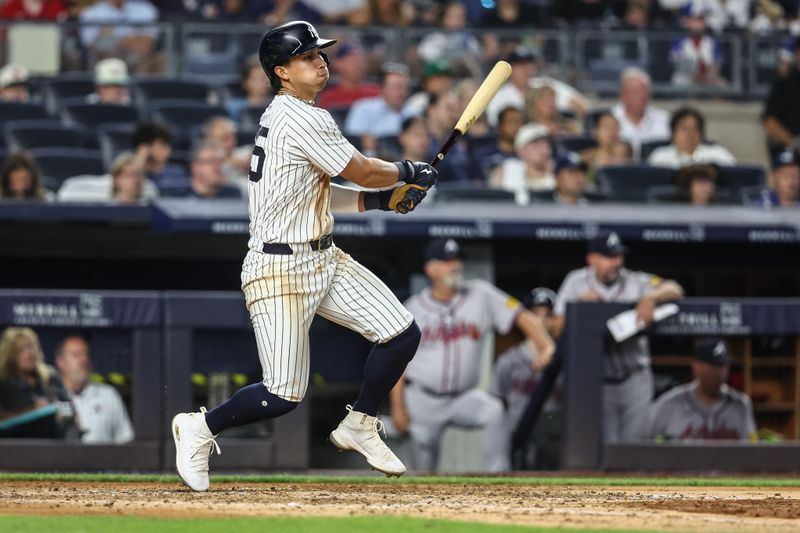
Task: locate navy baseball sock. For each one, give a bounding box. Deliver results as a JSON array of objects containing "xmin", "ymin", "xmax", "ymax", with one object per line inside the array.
[
  {"xmin": 204, "ymin": 383, "xmax": 298, "ymax": 434},
  {"xmin": 352, "ymin": 321, "xmax": 421, "ymax": 417}
]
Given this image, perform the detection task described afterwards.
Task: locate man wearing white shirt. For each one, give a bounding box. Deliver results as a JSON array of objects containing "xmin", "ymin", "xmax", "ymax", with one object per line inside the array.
[
  {"xmin": 55, "ymin": 335, "xmax": 134, "ymax": 444},
  {"xmin": 611, "ymin": 67, "xmax": 670, "ymax": 160}
]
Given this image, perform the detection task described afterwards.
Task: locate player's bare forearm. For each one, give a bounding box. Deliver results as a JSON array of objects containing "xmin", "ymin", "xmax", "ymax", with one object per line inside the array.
[
  {"xmin": 340, "ymin": 150, "xmax": 400, "ymax": 189},
  {"xmin": 515, "ymin": 309, "xmax": 556, "ymax": 369},
  {"xmin": 389, "ymin": 376, "xmax": 410, "ymax": 434},
  {"xmin": 645, "ymin": 280, "xmax": 684, "ymax": 304},
  {"xmin": 763, "ymin": 116, "xmax": 795, "ymax": 146}
]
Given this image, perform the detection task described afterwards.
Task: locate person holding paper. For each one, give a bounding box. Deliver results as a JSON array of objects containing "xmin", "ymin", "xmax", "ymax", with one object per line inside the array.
[{"xmin": 551, "ymin": 231, "xmax": 684, "ymax": 443}]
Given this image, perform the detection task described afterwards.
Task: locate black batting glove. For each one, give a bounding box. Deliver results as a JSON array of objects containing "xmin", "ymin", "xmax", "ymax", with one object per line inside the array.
[{"xmin": 394, "ymin": 160, "xmax": 438, "ymax": 190}]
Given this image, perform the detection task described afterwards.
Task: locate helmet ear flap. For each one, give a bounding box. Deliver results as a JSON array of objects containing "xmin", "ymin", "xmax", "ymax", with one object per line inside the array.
[{"xmin": 320, "ymin": 51, "xmax": 330, "ymax": 66}]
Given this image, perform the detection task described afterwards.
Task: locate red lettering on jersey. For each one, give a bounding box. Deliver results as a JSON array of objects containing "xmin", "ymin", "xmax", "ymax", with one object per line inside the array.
[{"xmin": 422, "ymin": 323, "xmax": 481, "ymax": 344}]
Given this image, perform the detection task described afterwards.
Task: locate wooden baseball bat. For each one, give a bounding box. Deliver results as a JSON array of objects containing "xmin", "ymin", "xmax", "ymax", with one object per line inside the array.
[{"xmin": 430, "ymin": 60, "xmax": 513, "ymax": 168}]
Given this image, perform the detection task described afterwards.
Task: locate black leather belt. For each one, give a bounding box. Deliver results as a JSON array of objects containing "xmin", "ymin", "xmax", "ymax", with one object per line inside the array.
[
  {"xmin": 262, "ymin": 234, "xmax": 333, "ymax": 255},
  {"xmin": 405, "ymin": 378, "xmax": 460, "ymax": 398}
]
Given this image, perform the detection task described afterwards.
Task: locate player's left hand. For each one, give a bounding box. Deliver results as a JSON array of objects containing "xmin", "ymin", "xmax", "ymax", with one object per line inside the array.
[
  {"xmin": 635, "ymin": 295, "xmax": 656, "ymax": 327},
  {"xmin": 397, "ymin": 160, "xmax": 438, "ymax": 190},
  {"xmin": 389, "ymin": 183, "xmax": 427, "ymax": 214}
]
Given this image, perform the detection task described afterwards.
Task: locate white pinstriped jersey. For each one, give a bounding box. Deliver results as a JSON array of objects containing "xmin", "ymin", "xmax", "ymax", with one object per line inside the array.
[
  {"xmin": 403, "ymin": 280, "xmax": 521, "ymax": 395},
  {"xmin": 247, "ymin": 94, "xmax": 355, "ymax": 248}
]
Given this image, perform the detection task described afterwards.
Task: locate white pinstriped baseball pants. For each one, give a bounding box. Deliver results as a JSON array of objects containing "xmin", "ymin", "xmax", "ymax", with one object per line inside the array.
[{"xmin": 241, "ymin": 244, "xmax": 414, "ymax": 402}]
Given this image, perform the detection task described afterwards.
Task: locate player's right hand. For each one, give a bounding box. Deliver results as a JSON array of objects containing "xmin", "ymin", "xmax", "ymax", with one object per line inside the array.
[
  {"xmin": 397, "ymin": 160, "xmax": 438, "ymax": 190},
  {"xmin": 391, "ymin": 407, "xmax": 411, "ymax": 435}
]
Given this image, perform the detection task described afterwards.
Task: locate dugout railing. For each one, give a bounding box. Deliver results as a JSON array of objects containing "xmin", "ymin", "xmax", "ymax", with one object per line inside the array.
[{"xmin": 562, "ymin": 299, "xmax": 800, "ymax": 472}]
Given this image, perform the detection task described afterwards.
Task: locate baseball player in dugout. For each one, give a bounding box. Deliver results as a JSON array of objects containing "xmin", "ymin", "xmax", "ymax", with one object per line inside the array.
[
  {"xmin": 553, "ymin": 231, "xmax": 684, "ymax": 443},
  {"xmin": 649, "ymin": 338, "xmax": 756, "ymax": 442},
  {"xmin": 390, "ymin": 238, "xmax": 556, "ymax": 472},
  {"xmin": 171, "ymin": 21, "xmax": 439, "ymax": 491}
]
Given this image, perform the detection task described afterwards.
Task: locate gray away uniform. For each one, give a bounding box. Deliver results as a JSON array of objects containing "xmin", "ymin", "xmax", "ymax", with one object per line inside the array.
[
  {"xmin": 649, "ymin": 382, "xmax": 756, "ymax": 441},
  {"xmin": 555, "ymin": 266, "xmax": 663, "ymax": 442},
  {"xmin": 403, "ymin": 280, "xmax": 521, "ymax": 472}
]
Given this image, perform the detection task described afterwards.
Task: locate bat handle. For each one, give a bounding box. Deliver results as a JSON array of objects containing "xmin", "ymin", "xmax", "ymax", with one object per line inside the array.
[
  {"xmin": 429, "ymin": 130, "xmax": 464, "ymax": 169},
  {"xmin": 430, "ymin": 153, "xmax": 445, "ymax": 168}
]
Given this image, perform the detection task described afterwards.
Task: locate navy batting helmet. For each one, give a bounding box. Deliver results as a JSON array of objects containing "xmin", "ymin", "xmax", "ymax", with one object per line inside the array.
[{"xmin": 259, "ymin": 21, "xmax": 336, "ymax": 91}]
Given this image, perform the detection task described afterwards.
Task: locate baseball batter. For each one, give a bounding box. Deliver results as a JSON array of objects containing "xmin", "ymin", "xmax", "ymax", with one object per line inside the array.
[
  {"xmin": 390, "ymin": 239, "xmax": 555, "ymax": 472},
  {"xmin": 650, "ymin": 338, "xmax": 756, "ymax": 441},
  {"xmin": 552, "ymin": 231, "xmax": 684, "ymax": 443},
  {"xmin": 172, "ymin": 21, "xmax": 438, "ymax": 491}
]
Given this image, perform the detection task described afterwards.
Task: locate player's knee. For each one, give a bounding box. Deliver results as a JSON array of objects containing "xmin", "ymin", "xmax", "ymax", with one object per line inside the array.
[
  {"xmin": 380, "ymin": 320, "xmax": 421, "ymax": 364},
  {"xmin": 476, "ymin": 397, "xmax": 504, "ymax": 426},
  {"xmin": 263, "ymin": 385, "xmax": 302, "ymax": 415}
]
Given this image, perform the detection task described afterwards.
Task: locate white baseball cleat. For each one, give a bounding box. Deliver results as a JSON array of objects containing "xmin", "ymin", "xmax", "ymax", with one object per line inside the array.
[
  {"xmin": 172, "ymin": 407, "xmax": 221, "ymax": 492},
  {"xmin": 329, "ymin": 405, "xmax": 406, "ymax": 477}
]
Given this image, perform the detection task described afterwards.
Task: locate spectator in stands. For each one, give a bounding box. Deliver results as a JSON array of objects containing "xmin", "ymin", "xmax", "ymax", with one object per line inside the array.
[
  {"xmin": 525, "ymin": 86, "xmax": 580, "ymax": 137},
  {"xmin": 552, "ymin": 231, "xmax": 685, "ymax": 443},
  {"xmin": 227, "ymin": 56, "xmax": 271, "ymax": 123},
  {"xmin": 132, "ymin": 121, "xmax": 187, "ymax": 190},
  {"xmin": 648, "ymin": 107, "xmax": 736, "ymax": 168},
  {"xmin": 344, "ymin": 64, "xmax": 410, "ymax": 155},
  {"xmin": 79, "ymin": 0, "xmax": 160, "ymax": 74},
  {"xmin": 161, "ymin": 143, "xmax": 242, "ymax": 199},
  {"xmin": 0, "ymin": 63, "xmax": 31, "ymax": 102},
  {"xmin": 649, "ymin": 338, "xmax": 755, "ymax": 441},
  {"xmin": 202, "ymin": 116, "xmax": 250, "ymax": 186},
  {"xmin": 618, "ymin": 0, "xmax": 651, "ymax": 30},
  {"xmin": 684, "ymin": 0, "xmax": 750, "ymax": 33},
  {"xmin": 763, "ymin": 36, "xmax": 800, "ymax": 159},
  {"xmin": 0, "ymin": 327, "xmax": 76, "ymax": 438},
  {"xmin": 669, "ymin": 8, "xmax": 726, "ymax": 88},
  {"xmin": 611, "ymin": 67, "xmax": 670, "ymax": 160},
  {"xmin": 88, "ymin": 57, "xmax": 131, "ymax": 105},
  {"xmin": 417, "ymin": 1, "xmax": 482, "ymax": 78},
  {"xmin": 394, "ymin": 115, "xmax": 458, "ymax": 184},
  {"xmin": 362, "ymin": 0, "xmax": 412, "ymax": 26},
  {"xmin": 552, "ymin": 0, "xmax": 613, "ymax": 22},
  {"xmin": 317, "ymin": 41, "xmax": 379, "ymax": 112},
  {"xmin": 0, "ymin": 151, "xmax": 48, "ymax": 201},
  {"xmin": 58, "ymin": 151, "xmax": 159, "ymax": 203},
  {"xmin": 425, "ymin": 92, "xmax": 471, "ymax": 183},
  {"xmin": 403, "ymin": 60, "xmax": 454, "ymax": 119},
  {"xmin": 749, "ymin": 150, "xmax": 800, "ymax": 208},
  {"xmin": 490, "ymin": 122, "xmax": 555, "ymax": 204},
  {"xmin": 472, "ymin": 106, "xmax": 523, "ymax": 181},
  {"xmin": 0, "ymin": 0, "xmax": 67, "ymax": 20},
  {"xmin": 479, "ymin": 0, "xmax": 544, "ymax": 28},
  {"xmin": 534, "ymin": 153, "xmax": 591, "ymax": 205},
  {"xmin": 582, "ymin": 111, "xmax": 633, "ymax": 177},
  {"xmin": 674, "ymin": 163, "xmax": 723, "ymax": 206},
  {"xmin": 55, "ymin": 335, "xmax": 134, "ymax": 444}
]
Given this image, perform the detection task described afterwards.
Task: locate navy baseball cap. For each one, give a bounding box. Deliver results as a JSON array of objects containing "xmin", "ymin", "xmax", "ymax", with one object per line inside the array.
[
  {"xmin": 527, "ymin": 287, "xmax": 556, "ymax": 309},
  {"xmin": 424, "ymin": 238, "xmax": 463, "ymax": 262},
  {"xmin": 772, "ymin": 150, "xmax": 800, "ymax": 170},
  {"xmin": 506, "ymin": 46, "xmax": 539, "ymax": 64},
  {"xmin": 693, "ymin": 338, "xmax": 731, "ymax": 367},
  {"xmin": 555, "ymin": 152, "xmax": 588, "ymax": 175},
  {"xmin": 587, "ymin": 231, "xmax": 627, "ymax": 256}
]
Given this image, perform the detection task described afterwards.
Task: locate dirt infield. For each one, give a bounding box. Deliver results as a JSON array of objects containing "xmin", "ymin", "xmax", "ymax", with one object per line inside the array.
[{"xmin": 1, "ymin": 480, "xmax": 799, "ymax": 532}]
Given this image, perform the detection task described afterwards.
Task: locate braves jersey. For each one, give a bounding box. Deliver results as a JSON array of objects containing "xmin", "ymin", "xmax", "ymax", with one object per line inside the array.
[
  {"xmin": 649, "ymin": 382, "xmax": 756, "ymax": 441},
  {"xmin": 404, "ymin": 280, "xmax": 521, "ymax": 395},
  {"xmin": 554, "ymin": 267, "xmax": 662, "ymax": 381},
  {"xmin": 247, "ymin": 94, "xmax": 355, "ymax": 248},
  {"xmin": 491, "ymin": 343, "xmax": 543, "ymax": 429}
]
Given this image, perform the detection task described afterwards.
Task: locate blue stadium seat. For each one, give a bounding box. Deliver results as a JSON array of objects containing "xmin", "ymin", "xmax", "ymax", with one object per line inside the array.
[
  {"xmin": 29, "ymin": 147, "xmax": 105, "ymax": 191},
  {"xmin": 718, "ymin": 164, "xmax": 767, "ymax": 195},
  {"xmin": 239, "ymin": 106, "xmax": 265, "ymax": 130},
  {"xmin": 97, "ymin": 124, "xmax": 137, "ymax": 168},
  {"xmin": 62, "ymin": 103, "xmax": 139, "ymax": 129},
  {"xmin": 596, "ymin": 164, "xmax": 675, "ymax": 202},
  {"xmin": 583, "ymin": 108, "xmax": 610, "ymax": 132},
  {"xmin": 41, "ymin": 76, "xmax": 94, "ymax": 115},
  {"xmin": 5, "ymin": 124, "xmax": 88, "ymax": 151},
  {"xmin": 132, "ymin": 79, "xmax": 210, "ymax": 110},
  {"xmin": 149, "ymin": 100, "xmax": 227, "ymax": 130},
  {"xmin": 434, "ymin": 183, "xmax": 517, "ymax": 204},
  {"xmin": 554, "ymin": 135, "xmax": 597, "ymax": 157},
  {"xmin": 640, "ymin": 139, "xmax": 671, "ymax": 161},
  {"xmin": 0, "ymin": 102, "xmax": 49, "ymax": 125}
]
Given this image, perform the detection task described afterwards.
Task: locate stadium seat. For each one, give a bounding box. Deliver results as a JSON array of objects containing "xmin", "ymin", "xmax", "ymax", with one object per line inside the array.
[
  {"xmin": 131, "ymin": 79, "xmax": 211, "ymax": 110},
  {"xmin": 718, "ymin": 164, "xmax": 767, "ymax": 195},
  {"xmin": 434, "ymin": 183, "xmax": 517, "ymax": 204},
  {"xmin": 554, "ymin": 135, "xmax": 597, "ymax": 157},
  {"xmin": 595, "ymin": 165, "xmax": 675, "ymax": 202},
  {"xmin": 97, "ymin": 124, "xmax": 137, "ymax": 168},
  {"xmin": 40, "ymin": 76, "xmax": 94, "ymax": 115},
  {"xmin": 62, "ymin": 103, "xmax": 139, "ymax": 129},
  {"xmin": 216, "ymin": 80, "xmax": 246, "ymax": 107},
  {"xmin": 0, "ymin": 102, "xmax": 49, "ymax": 125},
  {"xmin": 640, "ymin": 139, "xmax": 671, "ymax": 161},
  {"xmin": 5, "ymin": 124, "xmax": 88, "ymax": 151},
  {"xmin": 239, "ymin": 105, "xmax": 265, "ymax": 130},
  {"xmin": 149, "ymin": 100, "xmax": 228, "ymax": 130},
  {"xmin": 583, "ymin": 108, "xmax": 610, "ymax": 133},
  {"xmin": 28, "ymin": 147, "xmax": 105, "ymax": 191},
  {"xmin": 645, "ymin": 185, "xmax": 680, "ymax": 204},
  {"xmin": 739, "ymin": 185, "xmax": 768, "ymax": 205}
]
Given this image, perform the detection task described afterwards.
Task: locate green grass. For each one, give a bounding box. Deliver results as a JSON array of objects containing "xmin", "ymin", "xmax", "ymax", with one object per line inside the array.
[
  {"xmin": 0, "ymin": 515, "xmax": 668, "ymax": 533},
  {"xmin": 1, "ymin": 471, "xmax": 798, "ymax": 487}
]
